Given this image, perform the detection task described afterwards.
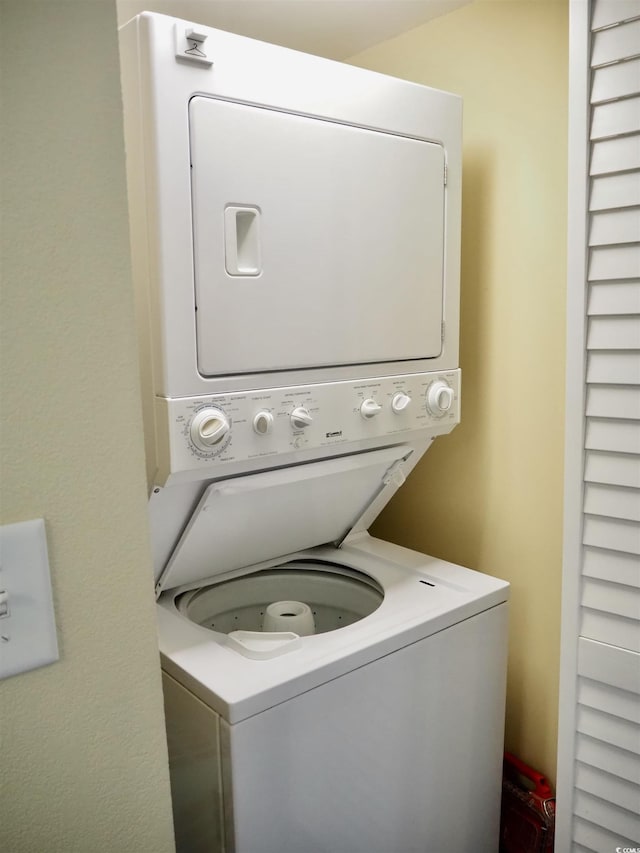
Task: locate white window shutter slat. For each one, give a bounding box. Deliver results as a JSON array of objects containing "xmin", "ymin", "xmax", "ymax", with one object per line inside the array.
[
  {"xmin": 574, "ymin": 813, "xmax": 637, "ymax": 850},
  {"xmin": 584, "ymin": 449, "xmax": 640, "ymax": 487},
  {"xmin": 591, "ymin": 18, "xmax": 640, "ymax": 66},
  {"xmin": 575, "ymin": 761, "xmax": 640, "ymax": 813},
  {"xmin": 589, "ymin": 208, "xmax": 640, "ymax": 246},
  {"xmin": 589, "ymin": 171, "xmax": 640, "ymax": 209},
  {"xmin": 574, "ymin": 790, "xmax": 640, "ymax": 841},
  {"xmin": 592, "ymin": 58, "xmax": 640, "ymax": 103},
  {"xmin": 584, "ymin": 482, "xmax": 640, "ymax": 520},
  {"xmin": 578, "ymin": 676, "xmax": 640, "ymax": 722},
  {"xmin": 586, "ymin": 384, "xmax": 640, "ymax": 418},
  {"xmin": 586, "ymin": 417, "xmax": 640, "ymax": 453},
  {"xmin": 588, "ymin": 280, "xmax": 640, "ymax": 314},
  {"xmin": 580, "ymin": 607, "xmax": 640, "ymax": 652},
  {"xmin": 583, "ymin": 546, "xmax": 640, "ymax": 585},
  {"xmin": 577, "ymin": 705, "xmax": 640, "ymax": 754},
  {"xmin": 576, "ymin": 734, "xmax": 640, "ymax": 785},
  {"xmin": 588, "ymin": 244, "xmax": 640, "ymax": 279},
  {"xmin": 590, "ymin": 95, "xmax": 640, "ymax": 139},
  {"xmin": 590, "ymin": 135, "xmax": 640, "ymax": 175},
  {"xmin": 587, "ymin": 314, "xmax": 640, "ymax": 348},
  {"xmin": 583, "ymin": 514, "xmax": 640, "ymax": 553},
  {"xmin": 578, "ymin": 637, "xmax": 640, "ymax": 693},
  {"xmin": 587, "ymin": 351, "xmax": 640, "ymax": 384},
  {"xmin": 592, "ymin": 0, "xmax": 640, "ymax": 29},
  {"xmin": 581, "ymin": 577, "xmax": 640, "ymax": 620}
]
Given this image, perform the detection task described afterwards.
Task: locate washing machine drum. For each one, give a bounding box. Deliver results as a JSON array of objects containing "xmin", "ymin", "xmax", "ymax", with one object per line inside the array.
[{"xmin": 176, "ymin": 561, "xmax": 384, "ymax": 637}]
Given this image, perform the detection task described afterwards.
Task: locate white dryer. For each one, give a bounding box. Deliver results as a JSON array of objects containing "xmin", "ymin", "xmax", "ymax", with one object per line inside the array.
[{"xmin": 119, "ymin": 13, "xmax": 509, "ymax": 853}]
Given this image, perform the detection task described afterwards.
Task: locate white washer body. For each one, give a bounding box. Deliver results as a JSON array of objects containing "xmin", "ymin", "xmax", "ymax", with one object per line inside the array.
[
  {"xmin": 160, "ymin": 536, "xmax": 508, "ymax": 853},
  {"xmin": 118, "ymin": 13, "xmax": 509, "ymax": 853}
]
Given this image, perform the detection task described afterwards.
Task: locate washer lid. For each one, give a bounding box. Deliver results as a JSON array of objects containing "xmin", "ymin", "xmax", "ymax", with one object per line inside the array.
[{"xmin": 155, "ymin": 445, "xmax": 413, "ymax": 596}]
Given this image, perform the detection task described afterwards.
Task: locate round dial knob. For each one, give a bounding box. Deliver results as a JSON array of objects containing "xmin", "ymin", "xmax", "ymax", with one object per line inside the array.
[
  {"xmin": 253, "ymin": 411, "xmax": 274, "ymax": 435},
  {"xmin": 391, "ymin": 392, "xmax": 412, "ymax": 414},
  {"xmin": 360, "ymin": 398, "xmax": 383, "ymax": 419},
  {"xmin": 426, "ymin": 381, "xmax": 454, "ymax": 417},
  {"xmin": 190, "ymin": 408, "xmax": 231, "ymax": 451},
  {"xmin": 290, "ymin": 406, "xmax": 313, "ymax": 430}
]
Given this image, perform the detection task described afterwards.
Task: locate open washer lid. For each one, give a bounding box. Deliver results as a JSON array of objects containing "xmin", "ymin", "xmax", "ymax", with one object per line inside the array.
[{"xmin": 155, "ymin": 445, "xmax": 414, "ymax": 596}]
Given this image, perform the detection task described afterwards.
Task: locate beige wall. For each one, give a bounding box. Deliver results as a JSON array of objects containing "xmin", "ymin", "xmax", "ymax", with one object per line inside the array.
[
  {"xmin": 352, "ymin": 0, "xmax": 567, "ymax": 784},
  {"xmin": 0, "ymin": 2, "xmax": 175, "ymax": 850}
]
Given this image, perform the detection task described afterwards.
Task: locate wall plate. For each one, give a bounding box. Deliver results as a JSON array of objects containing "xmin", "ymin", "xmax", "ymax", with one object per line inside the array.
[{"xmin": 0, "ymin": 519, "xmax": 59, "ymax": 679}]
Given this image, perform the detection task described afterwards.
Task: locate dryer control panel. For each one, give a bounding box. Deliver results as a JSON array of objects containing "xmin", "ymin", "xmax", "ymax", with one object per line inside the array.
[{"xmin": 153, "ymin": 371, "xmax": 460, "ymax": 484}]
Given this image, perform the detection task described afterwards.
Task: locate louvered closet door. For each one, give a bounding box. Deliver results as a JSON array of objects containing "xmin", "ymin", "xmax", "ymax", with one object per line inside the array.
[{"xmin": 558, "ymin": 1, "xmax": 640, "ymax": 851}]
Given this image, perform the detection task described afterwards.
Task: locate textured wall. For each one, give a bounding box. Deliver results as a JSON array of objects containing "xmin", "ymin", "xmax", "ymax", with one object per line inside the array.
[
  {"xmin": 0, "ymin": 2, "xmax": 175, "ymax": 850},
  {"xmin": 352, "ymin": 0, "xmax": 568, "ymax": 784}
]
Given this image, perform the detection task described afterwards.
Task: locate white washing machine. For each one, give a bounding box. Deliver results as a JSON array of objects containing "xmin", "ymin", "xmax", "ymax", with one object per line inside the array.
[{"xmin": 119, "ymin": 13, "xmax": 509, "ymax": 853}]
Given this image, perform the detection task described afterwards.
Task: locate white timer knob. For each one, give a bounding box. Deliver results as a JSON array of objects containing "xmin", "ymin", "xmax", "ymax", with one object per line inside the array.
[
  {"xmin": 360, "ymin": 398, "xmax": 383, "ymax": 419},
  {"xmin": 290, "ymin": 406, "xmax": 313, "ymax": 429},
  {"xmin": 391, "ymin": 392, "xmax": 412, "ymax": 413},
  {"xmin": 190, "ymin": 408, "xmax": 231, "ymax": 451},
  {"xmin": 253, "ymin": 411, "xmax": 274, "ymax": 435},
  {"xmin": 426, "ymin": 381, "xmax": 454, "ymax": 417}
]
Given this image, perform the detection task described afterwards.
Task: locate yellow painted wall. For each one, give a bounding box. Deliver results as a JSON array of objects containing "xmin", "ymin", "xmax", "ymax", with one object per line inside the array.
[
  {"xmin": 351, "ymin": 0, "xmax": 567, "ymax": 784},
  {"xmin": 0, "ymin": 2, "xmax": 175, "ymax": 850}
]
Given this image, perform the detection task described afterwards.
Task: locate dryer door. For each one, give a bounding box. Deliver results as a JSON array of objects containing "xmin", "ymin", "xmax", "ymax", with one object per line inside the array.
[{"xmin": 189, "ymin": 97, "xmax": 446, "ymax": 377}]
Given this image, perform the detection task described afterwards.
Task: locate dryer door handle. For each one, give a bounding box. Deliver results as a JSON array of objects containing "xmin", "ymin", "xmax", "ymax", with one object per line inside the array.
[{"xmin": 224, "ymin": 206, "xmax": 262, "ymax": 276}]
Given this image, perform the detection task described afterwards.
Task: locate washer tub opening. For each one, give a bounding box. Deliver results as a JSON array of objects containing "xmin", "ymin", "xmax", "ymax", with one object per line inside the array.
[{"xmin": 176, "ymin": 560, "xmax": 384, "ymax": 635}]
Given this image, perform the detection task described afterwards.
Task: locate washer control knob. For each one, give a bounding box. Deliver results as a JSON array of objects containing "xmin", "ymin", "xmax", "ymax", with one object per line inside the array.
[
  {"xmin": 426, "ymin": 381, "xmax": 454, "ymax": 417},
  {"xmin": 391, "ymin": 392, "xmax": 412, "ymax": 414},
  {"xmin": 190, "ymin": 408, "xmax": 230, "ymax": 451},
  {"xmin": 290, "ymin": 406, "xmax": 313, "ymax": 430},
  {"xmin": 253, "ymin": 411, "xmax": 274, "ymax": 435},
  {"xmin": 360, "ymin": 398, "xmax": 383, "ymax": 419}
]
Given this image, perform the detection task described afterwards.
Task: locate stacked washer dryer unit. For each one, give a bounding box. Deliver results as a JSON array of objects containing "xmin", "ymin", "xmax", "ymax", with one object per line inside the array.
[{"xmin": 120, "ymin": 12, "xmax": 509, "ymax": 853}]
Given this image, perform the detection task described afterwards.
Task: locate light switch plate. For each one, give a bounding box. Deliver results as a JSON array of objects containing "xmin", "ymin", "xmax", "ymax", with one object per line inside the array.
[{"xmin": 0, "ymin": 518, "xmax": 59, "ymax": 679}]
